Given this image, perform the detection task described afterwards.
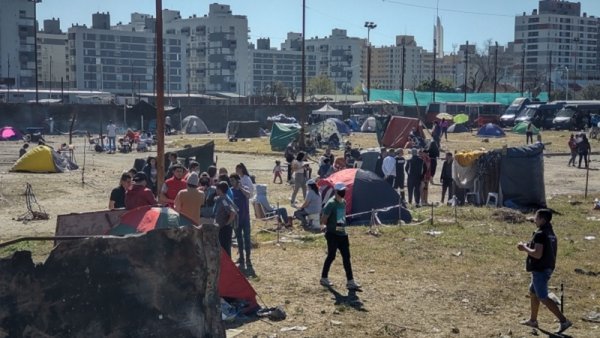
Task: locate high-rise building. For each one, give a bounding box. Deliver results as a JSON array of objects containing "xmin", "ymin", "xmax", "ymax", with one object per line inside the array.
[
  {"xmin": 0, "ymin": 0, "xmax": 38, "ymax": 89},
  {"xmin": 514, "ymin": 0, "xmax": 600, "ymax": 85},
  {"xmin": 434, "ymin": 16, "xmax": 444, "ymax": 59},
  {"xmin": 38, "ymin": 18, "xmax": 69, "ymax": 91},
  {"xmin": 368, "ymin": 35, "xmax": 426, "ymax": 90}
]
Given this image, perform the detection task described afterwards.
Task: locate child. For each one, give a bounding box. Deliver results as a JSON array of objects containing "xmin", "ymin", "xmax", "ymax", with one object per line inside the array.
[
  {"xmin": 273, "ymin": 160, "xmax": 283, "ymax": 184},
  {"xmin": 517, "ymin": 209, "xmax": 572, "ymax": 334}
]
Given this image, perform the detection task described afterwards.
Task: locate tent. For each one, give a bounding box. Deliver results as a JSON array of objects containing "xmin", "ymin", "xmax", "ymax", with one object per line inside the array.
[
  {"xmin": 226, "ymin": 121, "xmax": 261, "ymax": 138},
  {"xmin": 181, "ymin": 115, "xmax": 209, "ymax": 134},
  {"xmin": 360, "ymin": 117, "xmax": 377, "ymax": 132},
  {"xmin": 270, "ymin": 123, "xmax": 301, "ymax": 151},
  {"xmin": 309, "ymin": 119, "xmax": 342, "ymax": 144},
  {"xmin": 359, "ymin": 149, "xmax": 381, "ymax": 173},
  {"xmin": 327, "ymin": 118, "xmax": 351, "ymax": 135},
  {"xmin": 512, "ymin": 122, "xmax": 540, "ymax": 135},
  {"xmin": 381, "ymin": 116, "xmax": 424, "ymax": 148},
  {"xmin": 318, "ymin": 168, "xmax": 411, "ymax": 225},
  {"xmin": 345, "ymin": 118, "xmax": 360, "ymax": 132},
  {"xmin": 476, "ymin": 123, "xmax": 506, "ymax": 138},
  {"xmin": 0, "ymin": 126, "xmax": 23, "ymax": 141},
  {"xmin": 11, "ymin": 145, "xmax": 78, "ymax": 173},
  {"xmin": 109, "ymin": 206, "xmax": 259, "ymax": 313},
  {"xmin": 311, "ymin": 104, "xmax": 342, "ymax": 116},
  {"xmin": 447, "ymin": 123, "xmax": 470, "ymax": 133}
]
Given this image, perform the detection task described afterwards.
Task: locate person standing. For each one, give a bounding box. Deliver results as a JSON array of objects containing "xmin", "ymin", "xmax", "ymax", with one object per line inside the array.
[
  {"xmin": 319, "ymin": 183, "xmax": 361, "ymax": 290},
  {"xmin": 526, "ymin": 122, "xmax": 534, "ymax": 144},
  {"xmin": 517, "ymin": 209, "xmax": 572, "ymax": 334},
  {"xmin": 381, "ymin": 149, "xmax": 396, "ymax": 186},
  {"xmin": 174, "ymin": 172, "xmax": 205, "ymax": 225},
  {"xmin": 214, "ymin": 181, "xmax": 237, "ymax": 258},
  {"xmin": 427, "ymin": 140, "xmax": 440, "ymax": 180},
  {"xmin": 125, "ymin": 173, "xmax": 156, "ymax": 209},
  {"xmin": 142, "ymin": 156, "xmax": 158, "ymax": 195},
  {"xmin": 440, "ymin": 118, "xmax": 449, "ymax": 141},
  {"xmin": 420, "ymin": 150, "xmax": 432, "ymax": 205},
  {"xmin": 285, "ymin": 140, "xmax": 298, "ymax": 183},
  {"xmin": 109, "ymin": 172, "xmax": 132, "ymax": 209},
  {"xmin": 106, "ymin": 120, "xmax": 117, "ymax": 153},
  {"xmin": 236, "ymin": 163, "xmax": 255, "ymax": 198},
  {"xmin": 230, "ymin": 174, "xmax": 252, "ymax": 269},
  {"xmin": 405, "ymin": 148, "xmax": 424, "ymax": 206},
  {"xmin": 160, "ymin": 164, "xmax": 187, "ymax": 207},
  {"xmin": 290, "ymin": 152, "xmax": 307, "ymax": 204},
  {"xmin": 577, "ymin": 134, "xmax": 591, "ymax": 168},
  {"xmin": 394, "ymin": 149, "xmax": 406, "ymax": 200},
  {"xmin": 567, "ymin": 134, "xmax": 577, "ymax": 167},
  {"xmin": 440, "ymin": 152, "xmax": 454, "ymax": 203},
  {"xmin": 273, "ymin": 160, "xmax": 283, "ymax": 184},
  {"xmin": 374, "ymin": 148, "xmax": 386, "ymax": 178}
]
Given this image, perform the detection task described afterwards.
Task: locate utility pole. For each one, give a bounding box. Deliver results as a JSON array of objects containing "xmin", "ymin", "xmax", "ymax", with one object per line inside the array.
[
  {"xmin": 493, "ymin": 41, "xmax": 498, "ymax": 102},
  {"xmin": 433, "ymin": 35, "xmax": 437, "ymax": 102},
  {"xmin": 548, "ymin": 50, "xmax": 552, "ymax": 100},
  {"xmin": 364, "ymin": 22, "xmax": 377, "ymax": 101},
  {"xmin": 155, "ymin": 0, "xmax": 166, "ymax": 196},
  {"xmin": 400, "ymin": 39, "xmax": 406, "ymax": 105},
  {"xmin": 521, "ymin": 44, "xmax": 526, "ymax": 96},
  {"xmin": 30, "ymin": 0, "xmax": 41, "ymax": 103},
  {"xmin": 464, "ymin": 40, "xmax": 469, "ymax": 102},
  {"xmin": 300, "ymin": 0, "xmax": 306, "ymax": 148}
]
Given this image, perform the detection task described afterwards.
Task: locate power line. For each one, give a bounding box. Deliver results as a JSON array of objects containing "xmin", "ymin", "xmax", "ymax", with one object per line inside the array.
[{"xmin": 382, "ymin": 0, "xmax": 514, "ymax": 18}]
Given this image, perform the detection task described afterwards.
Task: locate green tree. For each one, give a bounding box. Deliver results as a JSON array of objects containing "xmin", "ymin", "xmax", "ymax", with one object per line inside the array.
[
  {"xmin": 307, "ymin": 74, "xmax": 335, "ymax": 95},
  {"xmin": 416, "ymin": 79, "xmax": 455, "ymax": 92}
]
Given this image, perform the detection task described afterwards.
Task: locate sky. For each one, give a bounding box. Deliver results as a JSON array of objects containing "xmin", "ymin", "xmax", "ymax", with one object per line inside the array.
[{"xmin": 37, "ymin": 0, "xmax": 600, "ymax": 53}]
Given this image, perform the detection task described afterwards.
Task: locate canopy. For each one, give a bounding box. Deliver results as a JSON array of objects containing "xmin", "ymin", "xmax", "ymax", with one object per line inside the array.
[
  {"xmin": 476, "ymin": 123, "xmax": 505, "ymax": 138},
  {"xmin": 312, "ymin": 104, "xmax": 342, "ymax": 116},
  {"xmin": 512, "ymin": 122, "xmax": 540, "ymax": 135},
  {"xmin": 270, "ymin": 123, "xmax": 301, "ymax": 151}
]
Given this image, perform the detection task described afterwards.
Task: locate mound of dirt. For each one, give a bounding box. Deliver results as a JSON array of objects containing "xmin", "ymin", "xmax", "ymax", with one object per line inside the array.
[{"xmin": 491, "ymin": 208, "xmax": 526, "ymax": 224}]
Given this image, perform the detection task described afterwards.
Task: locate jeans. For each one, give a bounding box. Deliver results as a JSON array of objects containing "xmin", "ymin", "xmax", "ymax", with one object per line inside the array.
[
  {"xmin": 321, "ymin": 232, "xmax": 353, "ymax": 281},
  {"xmin": 286, "ymin": 160, "xmax": 293, "ymax": 181},
  {"xmin": 291, "ymin": 173, "xmax": 306, "ymax": 203},
  {"xmin": 219, "ymin": 225, "xmax": 233, "ymax": 258},
  {"xmin": 107, "ymin": 136, "xmax": 116, "ymax": 151},
  {"xmin": 294, "ymin": 208, "xmax": 309, "ymax": 226},
  {"xmin": 235, "ymin": 218, "xmax": 252, "ymax": 262},
  {"xmin": 568, "ymin": 150, "xmax": 577, "ymax": 166},
  {"xmin": 529, "ymin": 268, "xmax": 553, "ymax": 299},
  {"xmin": 407, "ymin": 177, "xmax": 421, "ymax": 205},
  {"xmin": 526, "ymin": 132, "xmax": 533, "ymax": 144},
  {"xmin": 578, "ymin": 151, "xmax": 589, "ymax": 168}
]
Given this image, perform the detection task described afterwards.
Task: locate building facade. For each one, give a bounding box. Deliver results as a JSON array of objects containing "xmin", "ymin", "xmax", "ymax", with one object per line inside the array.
[
  {"xmin": 37, "ymin": 19, "xmax": 69, "ymax": 91},
  {"xmin": 0, "ymin": 0, "xmax": 37, "ymax": 89}
]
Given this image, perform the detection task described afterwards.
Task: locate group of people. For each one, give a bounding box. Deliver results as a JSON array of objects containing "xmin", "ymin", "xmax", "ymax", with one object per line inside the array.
[
  {"xmin": 567, "ymin": 132, "xmax": 591, "ymax": 168},
  {"xmin": 104, "ymin": 120, "xmax": 154, "ymax": 154}
]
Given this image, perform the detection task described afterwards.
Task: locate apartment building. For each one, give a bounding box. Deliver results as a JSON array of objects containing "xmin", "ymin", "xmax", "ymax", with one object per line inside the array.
[
  {"xmin": 37, "ymin": 18, "xmax": 69, "ymax": 91},
  {"xmin": 0, "ymin": 0, "xmax": 37, "ymax": 89},
  {"xmin": 367, "ymin": 35, "xmax": 426, "ymax": 90}
]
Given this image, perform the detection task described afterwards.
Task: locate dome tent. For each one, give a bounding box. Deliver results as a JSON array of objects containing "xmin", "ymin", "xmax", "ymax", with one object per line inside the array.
[
  {"xmin": 476, "ymin": 123, "xmax": 505, "ymax": 138},
  {"xmin": 11, "ymin": 145, "xmax": 78, "ymax": 173},
  {"xmin": 0, "ymin": 126, "xmax": 23, "ymax": 141},
  {"xmin": 360, "ymin": 117, "xmax": 377, "ymax": 132},
  {"xmin": 181, "ymin": 115, "xmax": 209, "ymax": 134},
  {"xmin": 447, "ymin": 123, "xmax": 470, "ymax": 133}
]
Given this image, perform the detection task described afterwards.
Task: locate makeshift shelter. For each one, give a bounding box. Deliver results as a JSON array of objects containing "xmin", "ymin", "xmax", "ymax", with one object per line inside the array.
[
  {"xmin": 359, "ymin": 149, "xmax": 381, "ymax": 173},
  {"xmin": 512, "ymin": 122, "xmax": 540, "ymax": 135},
  {"xmin": 360, "ymin": 117, "xmax": 377, "ymax": 132},
  {"xmin": 327, "ymin": 118, "xmax": 351, "ymax": 135},
  {"xmin": 11, "ymin": 145, "xmax": 78, "ymax": 173},
  {"xmin": 108, "ymin": 206, "xmax": 259, "ymax": 313},
  {"xmin": 311, "ymin": 104, "xmax": 342, "ymax": 116},
  {"xmin": 267, "ymin": 114, "xmax": 297, "ymax": 124},
  {"xmin": 226, "ymin": 121, "xmax": 261, "ymax": 138},
  {"xmin": 381, "ymin": 116, "xmax": 424, "ymax": 148},
  {"xmin": 476, "ymin": 123, "xmax": 505, "ymax": 138},
  {"xmin": 452, "ymin": 143, "xmax": 546, "ymax": 210},
  {"xmin": 181, "ymin": 115, "xmax": 209, "ymax": 134},
  {"xmin": 270, "ymin": 123, "xmax": 301, "ymax": 151},
  {"xmin": 0, "ymin": 126, "xmax": 23, "ymax": 141},
  {"xmin": 447, "ymin": 123, "xmax": 470, "ymax": 133},
  {"xmin": 345, "ymin": 118, "xmax": 360, "ymax": 132},
  {"xmin": 318, "ymin": 169, "xmax": 411, "ymax": 225},
  {"xmin": 127, "ymin": 101, "xmax": 180, "ymax": 131},
  {"xmin": 309, "ymin": 119, "xmax": 342, "ymax": 145}
]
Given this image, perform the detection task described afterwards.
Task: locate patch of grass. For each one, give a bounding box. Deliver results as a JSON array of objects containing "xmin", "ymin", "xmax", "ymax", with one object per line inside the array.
[{"xmin": 0, "ymin": 240, "xmax": 53, "ymax": 262}]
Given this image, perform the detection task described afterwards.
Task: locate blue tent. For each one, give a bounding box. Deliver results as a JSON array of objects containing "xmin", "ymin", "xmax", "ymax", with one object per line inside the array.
[
  {"xmin": 327, "ymin": 118, "xmax": 351, "ymax": 135},
  {"xmin": 476, "ymin": 123, "xmax": 506, "ymax": 138},
  {"xmin": 345, "ymin": 118, "xmax": 360, "ymax": 132}
]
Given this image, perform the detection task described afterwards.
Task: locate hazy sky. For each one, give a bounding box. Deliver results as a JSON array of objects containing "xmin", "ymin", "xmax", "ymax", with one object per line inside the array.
[{"xmin": 37, "ymin": 0, "xmax": 600, "ymax": 52}]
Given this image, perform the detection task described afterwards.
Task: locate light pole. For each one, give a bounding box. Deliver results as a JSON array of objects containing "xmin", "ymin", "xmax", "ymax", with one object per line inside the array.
[
  {"xmin": 29, "ymin": 0, "xmax": 41, "ymax": 103},
  {"xmin": 364, "ymin": 21, "xmax": 376, "ymax": 101},
  {"xmin": 573, "ymin": 37, "xmax": 579, "ymax": 85},
  {"xmin": 564, "ymin": 66, "xmax": 569, "ymax": 100}
]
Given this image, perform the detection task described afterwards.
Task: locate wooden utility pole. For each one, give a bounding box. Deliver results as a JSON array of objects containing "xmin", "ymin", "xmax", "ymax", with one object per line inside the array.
[{"xmin": 155, "ymin": 0, "xmax": 166, "ymax": 194}]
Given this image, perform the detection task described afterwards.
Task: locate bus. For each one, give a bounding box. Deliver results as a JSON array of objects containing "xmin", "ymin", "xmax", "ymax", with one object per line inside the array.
[
  {"xmin": 424, "ymin": 102, "xmax": 505, "ymax": 127},
  {"xmin": 552, "ymin": 101, "xmax": 600, "ymax": 130}
]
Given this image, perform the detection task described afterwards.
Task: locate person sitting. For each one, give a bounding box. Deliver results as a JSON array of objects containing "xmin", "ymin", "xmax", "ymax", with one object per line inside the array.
[
  {"xmin": 293, "ymin": 179, "xmax": 322, "ymax": 229},
  {"xmin": 118, "ymin": 137, "xmax": 131, "ymax": 153},
  {"xmin": 125, "ymin": 172, "xmax": 156, "ymax": 209},
  {"xmin": 318, "ymin": 158, "xmax": 333, "ymax": 178},
  {"xmin": 255, "ymin": 184, "xmax": 291, "ymax": 227},
  {"xmin": 19, "ymin": 143, "xmax": 29, "ymax": 158}
]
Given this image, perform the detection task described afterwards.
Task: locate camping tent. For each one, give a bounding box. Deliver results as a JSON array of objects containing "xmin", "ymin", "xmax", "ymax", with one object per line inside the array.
[
  {"xmin": 309, "ymin": 119, "xmax": 342, "ymax": 145},
  {"xmin": 381, "ymin": 116, "xmax": 424, "ymax": 148},
  {"xmin": 447, "ymin": 123, "xmax": 470, "ymax": 133},
  {"xmin": 226, "ymin": 121, "xmax": 261, "ymax": 138},
  {"xmin": 181, "ymin": 115, "xmax": 209, "ymax": 134},
  {"xmin": 318, "ymin": 168, "xmax": 411, "ymax": 225},
  {"xmin": 108, "ymin": 206, "xmax": 259, "ymax": 313},
  {"xmin": 512, "ymin": 122, "xmax": 540, "ymax": 135},
  {"xmin": 11, "ymin": 145, "xmax": 78, "ymax": 173},
  {"xmin": 327, "ymin": 118, "xmax": 351, "ymax": 135},
  {"xmin": 311, "ymin": 104, "xmax": 342, "ymax": 116},
  {"xmin": 0, "ymin": 126, "xmax": 23, "ymax": 141},
  {"xmin": 476, "ymin": 123, "xmax": 505, "ymax": 138},
  {"xmin": 270, "ymin": 123, "xmax": 301, "ymax": 151},
  {"xmin": 345, "ymin": 118, "xmax": 360, "ymax": 132},
  {"xmin": 360, "ymin": 117, "xmax": 377, "ymax": 132}
]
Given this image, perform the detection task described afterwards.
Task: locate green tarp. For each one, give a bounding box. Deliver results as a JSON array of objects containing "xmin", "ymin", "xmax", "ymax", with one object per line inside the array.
[
  {"xmin": 270, "ymin": 123, "xmax": 301, "ymax": 151},
  {"xmin": 370, "ymin": 89, "xmax": 549, "ymax": 106}
]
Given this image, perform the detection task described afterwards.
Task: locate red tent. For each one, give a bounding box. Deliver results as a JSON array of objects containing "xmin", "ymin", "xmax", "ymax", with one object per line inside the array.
[
  {"xmin": 109, "ymin": 206, "xmax": 259, "ymax": 312},
  {"xmin": 381, "ymin": 116, "xmax": 424, "ymax": 148}
]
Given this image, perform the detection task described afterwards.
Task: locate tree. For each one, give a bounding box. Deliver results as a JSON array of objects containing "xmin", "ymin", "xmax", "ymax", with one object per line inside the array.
[
  {"xmin": 416, "ymin": 79, "xmax": 455, "ymax": 92},
  {"xmin": 307, "ymin": 74, "xmax": 335, "ymax": 95},
  {"xmin": 581, "ymin": 84, "xmax": 600, "ymax": 100}
]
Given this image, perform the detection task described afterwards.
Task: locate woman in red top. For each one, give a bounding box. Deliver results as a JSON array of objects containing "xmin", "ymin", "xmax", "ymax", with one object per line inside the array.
[{"xmin": 567, "ymin": 134, "xmax": 577, "ymax": 167}]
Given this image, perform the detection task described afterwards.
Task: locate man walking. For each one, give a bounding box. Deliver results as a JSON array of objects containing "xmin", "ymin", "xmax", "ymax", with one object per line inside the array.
[
  {"xmin": 405, "ymin": 148, "xmax": 424, "ymax": 206},
  {"xmin": 381, "ymin": 149, "xmax": 396, "ymax": 186},
  {"xmin": 319, "ymin": 183, "xmax": 361, "ymax": 290}
]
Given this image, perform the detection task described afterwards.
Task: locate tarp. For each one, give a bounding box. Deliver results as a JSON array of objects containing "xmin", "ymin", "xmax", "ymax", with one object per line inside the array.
[
  {"xmin": 312, "ymin": 104, "xmax": 342, "ymax": 116},
  {"xmin": 370, "ymin": 89, "xmax": 549, "ymax": 106},
  {"xmin": 360, "ymin": 117, "xmax": 377, "ymax": 132},
  {"xmin": 108, "ymin": 206, "xmax": 259, "ymax": 312},
  {"xmin": 512, "ymin": 122, "xmax": 540, "ymax": 135},
  {"xmin": 181, "ymin": 115, "xmax": 209, "ymax": 134},
  {"xmin": 11, "ymin": 145, "xmax": 78, "ymax": 173},
  {"xmin": 447, "ymin": 123, "xmax": 470, "ymax": 133},
  {"xmin": 270, "ymin": 123, "xmax": 301, "ymax": 151},
  {"xmin": 476, "ymin": 123, "xmax": 505, "ymax": 138},
  {"xmin": 226, "ymin": 121, "xmax": 261, "ymax": 138},
  {"xmin": 500, "ymin": 143, "xmax": 546, "ymax": 208},
  {"xmin": 0, "ymin": 126, "xmax": 23, "ymax": 141},
  {"xmin": 318, "ymin": 168, "xmax": 411, "ymax": 225},
  {"xmin": 267, "ymin": 114, "xmax": 297, "ymax": 123},
  {"xmin": 169, "ymin": 141, "xmax": 215, "ymax": 172},
  {"xmin": 381, "ymin": 116, "xmax": 424, "ymax": 148},
  {"xmin": 359, "ymin": 149, "xmax": 381, "ymax": 173}
]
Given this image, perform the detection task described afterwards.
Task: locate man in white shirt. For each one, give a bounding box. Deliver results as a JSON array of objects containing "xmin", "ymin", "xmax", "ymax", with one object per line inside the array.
[
  {"xmin": 381, "ymin": 149, "xmax": 396, "ymax": 186},
  {"xmin": 106, "ymin": 120, "xmax": 117, "ymax": 153}
]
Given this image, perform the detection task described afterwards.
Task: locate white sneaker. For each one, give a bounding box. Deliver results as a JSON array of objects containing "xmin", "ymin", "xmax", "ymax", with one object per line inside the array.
[
  {"xmin": 320, "ymin": 278, "xmax": 334, "ymax": 287},
  {"xmin": 346, "ymin": 279, "xmax": 361, "ymax": 290}
]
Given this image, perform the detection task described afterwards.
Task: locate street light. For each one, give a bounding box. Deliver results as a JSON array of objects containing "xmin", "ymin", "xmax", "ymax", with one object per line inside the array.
[
  {"xmin": 564, "ymin": 66, "xmax": 569, "ymax": 100},
  {"xmin": 364, "ymin": 21, "xmax": 376, "ymax": 101},
  {"xmin": 29, "ymin": 0, "xmax": 41, "ymax": 103}
]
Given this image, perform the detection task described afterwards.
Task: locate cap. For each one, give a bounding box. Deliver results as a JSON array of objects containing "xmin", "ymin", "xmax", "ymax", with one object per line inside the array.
[
  {"xmin": 306, "ymin": 178, "xmax": 316, "ymax": 185},
  {"xmin": 187, "ymin": 172, "xmax": 199, "ymax": 186},
  {"xmin": 334, "ymin": 182, "xmax": 346, "ymax": 191},
  {"xmin": 133, "ymin": 172, "xmax": 147, "ymax": 183}
]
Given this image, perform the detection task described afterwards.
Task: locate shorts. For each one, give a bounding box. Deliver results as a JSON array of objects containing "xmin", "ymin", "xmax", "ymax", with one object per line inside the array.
[{"xmin": 528, "ymin": 268, "xmax": 553, "ymax": 299}]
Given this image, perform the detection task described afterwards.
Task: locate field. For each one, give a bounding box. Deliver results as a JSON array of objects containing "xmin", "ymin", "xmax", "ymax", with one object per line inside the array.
[{"xmin": 0, "ymin": 129, "xmax": 599, "ymax": 337}]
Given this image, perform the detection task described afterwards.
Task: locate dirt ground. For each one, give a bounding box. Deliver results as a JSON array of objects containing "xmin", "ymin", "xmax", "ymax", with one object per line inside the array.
[{"xmin": 0, "ymin": 133, "xmax": 599, "ymax": 337}]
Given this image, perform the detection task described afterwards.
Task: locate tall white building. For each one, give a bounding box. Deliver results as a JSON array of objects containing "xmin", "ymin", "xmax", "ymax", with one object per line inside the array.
[
  {"xmin": 38, "ymin": 18, "xmax": 69, "ymax": 91},
  {"xmin": 368, "ymin": 35, "xmax": 426, "ymax": 90},
  {"xmin": 514, "ymin": 0, "xmax": 600, "ymax": 84},
  {"xmin": 434, "ymin": 16, "xmax": 444, "ymax": 59},
  {"xmin": 0, "ymin": 0, "xmax": 37, "ymax": 89}
]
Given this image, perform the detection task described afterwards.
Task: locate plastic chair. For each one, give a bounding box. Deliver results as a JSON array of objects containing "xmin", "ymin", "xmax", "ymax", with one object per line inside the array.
[{"xmin": 486, "ymin": 192, "xmax": 499, "ymax": 207}]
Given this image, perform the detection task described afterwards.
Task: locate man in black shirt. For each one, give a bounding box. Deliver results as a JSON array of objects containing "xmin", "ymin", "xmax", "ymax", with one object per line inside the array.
[
  {"xmin": 393, "ymin": 149, "xmax": 406, "ymax": 200},
  {"xmin": 517, "ymin": 209, "xmax": 572, "ymax": 334},
  {"xmin": 440, "ymin": 152, "xmax": 453, "ymax": 203},
  {"xmin": 109, "ymin": 173, "xmax": 132, "ymax": 209},
  {"xmin": 405, "ymin": 148, "xmax": 424, "ymax": 206}
]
